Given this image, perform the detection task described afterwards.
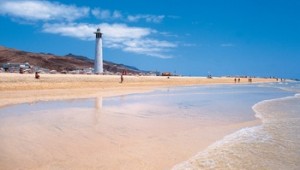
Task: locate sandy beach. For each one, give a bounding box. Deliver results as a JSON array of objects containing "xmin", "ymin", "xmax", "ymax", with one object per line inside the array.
[
  {"xmin": 0, "ymin": 73, "xmax": 277, "ymax": 108},
  {"xmin": 0, "ymin": 73, "xmax": 278, "ymax": 169},
  {"xmin": 1, "ymin": 0, "xmax": 299, "ymax": 169}
]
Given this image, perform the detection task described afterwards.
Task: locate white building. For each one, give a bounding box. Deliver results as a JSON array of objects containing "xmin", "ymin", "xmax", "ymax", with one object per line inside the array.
[{"xmin": 94, "ymin": 28, "xmax": 103, "ymax": 74}]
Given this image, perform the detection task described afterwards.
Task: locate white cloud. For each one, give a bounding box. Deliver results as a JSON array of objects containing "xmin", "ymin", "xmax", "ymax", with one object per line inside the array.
[
  {"xmin": 43, "ymin": 23, "xmax": 95, "ymax": 40},
  {"xmin": 112, "ymin": 11, "xmax": 122, "ymax": 19},
  {"xmin": 42, "ymin": 23, "xmax": 177, "ymax": 58},
  {"xmin": 92, "ymin": 9, "xmax": 165, "ymax": 23},
  {"xmin": 0, "ymin": 0, "xmax": 170, "ymax": 24},
  {"xmin": 127, "ymin": 15, "xmax": 165, "ymax": 23},
  {"xmin": 101, "ymin": 23, "xmax": 152, "ymax": 39},
  {"xmin": 92, "ymin": 8, "xmax": 123, "ymax": 20},
  {"xmin": 0, "ymin": 0, "xmax": 89, "ymax": 21},
  {"xmin": 43, "ymin": 23, "xmax": 152, "ymax": 40},
  {"xmin": 91, "ymin": 9, "xmax": 110, "ymax": 19},
  {"xmin": 122, "ymin": 39, "xmax": 176, "ymax": 58},
  {"xmin": 0, "ymin": 1, "xmax": 177, "ymax": 58},
  {"xmin": 221, "ymin": 43, "xmax": 235, "ymax": 47}
]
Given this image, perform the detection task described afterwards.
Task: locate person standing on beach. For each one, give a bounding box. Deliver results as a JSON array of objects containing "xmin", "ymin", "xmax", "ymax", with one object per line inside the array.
[
  {"xmin": 238, "ymin": 78, "xmax": 240, "ymax": 83},
  {"xmin": 234, "ymin": 78, "xmax": 237, "ymax": 83},
  {"xmin": 120, "ymin": 74, "xmax": 124, "ymax": 83},
  {"xmin": 35, "ymin": 72, "xmax": 40, "ymax": 79}
]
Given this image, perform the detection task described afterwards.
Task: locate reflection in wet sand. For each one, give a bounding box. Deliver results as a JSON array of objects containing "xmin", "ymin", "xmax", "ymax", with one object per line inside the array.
[
  {"xmin": 94, "ymin": 96, "xmax": 102, "ymax": 125},
  {"xmin": 95, "ymin": 96, "xmax": 103, "ymax": 110}
]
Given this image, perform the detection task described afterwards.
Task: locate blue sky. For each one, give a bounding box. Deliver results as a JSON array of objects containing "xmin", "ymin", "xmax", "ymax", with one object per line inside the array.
[{"xmin": 0, "ymin": 0, "xmax": 299, "ymax": 78}]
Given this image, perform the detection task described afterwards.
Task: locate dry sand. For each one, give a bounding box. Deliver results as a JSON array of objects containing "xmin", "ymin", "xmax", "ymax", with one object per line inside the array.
[
  {"xmin": 0, "ymin": 73, "xmax": 277, "ymax": 108},
  {"xmin": 0, "ymin": 73, "xmax": 276, "ymax": 169}
]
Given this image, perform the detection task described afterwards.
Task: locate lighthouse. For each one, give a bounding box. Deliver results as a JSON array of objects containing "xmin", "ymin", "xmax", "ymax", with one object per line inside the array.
[{"xmin": 94, "ymin": 28, "xmax": 103, "ymax": 74}]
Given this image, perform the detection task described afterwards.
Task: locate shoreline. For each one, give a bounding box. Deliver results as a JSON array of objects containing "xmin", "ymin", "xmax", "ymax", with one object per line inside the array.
[
  {"xmin": 0, "ymin": 73, "xmax": 277, "ymax": 108},
  {"xmin": 173, "ymin": 84, "xmax": 300, "ymax": 169}
]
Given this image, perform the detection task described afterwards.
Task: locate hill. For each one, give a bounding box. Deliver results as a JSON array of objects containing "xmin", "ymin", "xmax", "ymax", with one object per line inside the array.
[{"xmin": 0, "ymin": 46, "xmax": 147, "ymax": 74}]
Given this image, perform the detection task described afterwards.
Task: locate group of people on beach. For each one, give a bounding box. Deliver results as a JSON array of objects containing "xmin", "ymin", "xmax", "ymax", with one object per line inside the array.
[
  {"xmin": 234, "ymin": 78, "xmax": 253, "ymax": 83},
  {"xmin": 18, "ymin": 68, "xmax": 40, "ymax": 79},
  {"xmin": 234, "ymin": 78, "xmax": 240, "ymax": 83}
]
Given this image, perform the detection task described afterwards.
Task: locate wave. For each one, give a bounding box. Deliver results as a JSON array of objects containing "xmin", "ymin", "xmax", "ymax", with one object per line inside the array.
[
  {"xmin": 173, "ymin": 91, "xmax": 300, "ymax": 170},
  {"xmin": 257, "ymin": 82, "xmax": 300, "ymax": 93}
]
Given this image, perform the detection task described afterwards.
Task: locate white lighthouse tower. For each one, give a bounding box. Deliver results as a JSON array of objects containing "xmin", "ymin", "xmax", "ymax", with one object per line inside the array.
[{"xmin": 94, "ymin": 28, "xmax": 103, "ymax": 74}]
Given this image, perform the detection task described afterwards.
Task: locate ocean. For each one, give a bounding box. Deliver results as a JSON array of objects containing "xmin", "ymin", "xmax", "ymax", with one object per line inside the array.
[
  {"xmin": 0, "ymin": 82, "xmax": 299, "ymax": 169},
  {"xmin": 174, "ymin": 82, "xmax": 300, "ymax": 170}
]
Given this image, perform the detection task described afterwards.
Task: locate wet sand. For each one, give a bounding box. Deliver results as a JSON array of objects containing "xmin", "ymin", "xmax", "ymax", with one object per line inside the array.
[
  {"xmin": 0, "ymin": 73, "xmax": 275, "ymax": 169},
  {"xmin": 0, "ymin": 99, "xmax": 260, "ymax": 170}
]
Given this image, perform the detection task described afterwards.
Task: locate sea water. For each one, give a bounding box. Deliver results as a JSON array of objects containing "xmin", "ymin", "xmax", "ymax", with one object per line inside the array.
[
  {"xmin": 0, "ymin": 82, "xmax": 299, "ymax": 169},
  {"xmin": 174, "ymin": 82, "xmax": 300, "ymax": 170}
]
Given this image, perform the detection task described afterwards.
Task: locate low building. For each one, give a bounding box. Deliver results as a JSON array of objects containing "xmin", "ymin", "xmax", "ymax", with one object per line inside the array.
[
  {"xmin": 2, "ymin": 62, "xmax": 31, "ymax": 72},
  {"xmin": 161, "ymin": 72, "xmax": 172, "ymax": 76}
]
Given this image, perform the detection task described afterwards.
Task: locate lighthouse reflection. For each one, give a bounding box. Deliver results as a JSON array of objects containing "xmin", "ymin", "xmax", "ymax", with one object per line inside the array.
[
  {"xmin": 95, "ymin": 95, "xmax": 126, "ymax": 110},
  {"xmin": 94, "ymin": 96, "xmax": 103, "ymax": 125},
  {"xmin": 93, "ymin": 95, "xmax": 128, "ymax": 124},
  {"xmin": 95, "ymin": 96, "xmax": 103, "ymax": 110}
]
